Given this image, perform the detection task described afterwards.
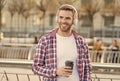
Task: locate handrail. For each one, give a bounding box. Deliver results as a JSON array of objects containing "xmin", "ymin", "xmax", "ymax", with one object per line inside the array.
[
  {"xmin": 0, "ymin": 59, "xmax": 120, "ymax": 74},
  {"xmin": 1, "ymin": 43, "xmax": 34, "ymax": 47},
  {"xmin": 91, "ymin": 62, "xmax": 120, "ymax": 69},
  {"xmin": 0, "ymin": 59, "xmax": 33, "ymax": 65}
]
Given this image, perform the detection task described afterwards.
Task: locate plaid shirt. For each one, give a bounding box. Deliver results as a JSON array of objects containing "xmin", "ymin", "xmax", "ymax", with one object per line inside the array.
[{"xmin": 32, "ymin": 28, "xmax": 92, "ymax": 81}]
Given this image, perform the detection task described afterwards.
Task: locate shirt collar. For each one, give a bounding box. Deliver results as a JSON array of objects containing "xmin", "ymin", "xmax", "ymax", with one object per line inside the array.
[{"xmin": 49, "ymin": 28, "xmax": 80, "ymax": 39}]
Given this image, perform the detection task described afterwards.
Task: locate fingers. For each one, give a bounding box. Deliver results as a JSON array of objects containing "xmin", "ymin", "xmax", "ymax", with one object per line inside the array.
[
  {"xmin": 64, "ymin": 66, "xmax": 72, "ymax": 69},
  {"xmin": 64, "ymin": 66, "xmax": 72, "ymax": 73},
  {"xmin": 57, "ymin": 66, "xmax": 73, "ymax": 77}
]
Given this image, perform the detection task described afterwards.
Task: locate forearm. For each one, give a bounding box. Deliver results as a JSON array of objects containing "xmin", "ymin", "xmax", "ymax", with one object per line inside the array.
[{"xmin": 32, "ymin": 64, "xmax": 57, "ymax": 78}]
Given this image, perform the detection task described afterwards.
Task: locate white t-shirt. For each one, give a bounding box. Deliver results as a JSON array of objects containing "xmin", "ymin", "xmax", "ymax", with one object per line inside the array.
[{"xmin": 56, "ymin": 34, "xmax": 79, "ymax": 81}]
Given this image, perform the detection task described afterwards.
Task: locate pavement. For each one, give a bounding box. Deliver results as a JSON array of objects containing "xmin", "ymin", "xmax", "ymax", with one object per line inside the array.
[{"xmin": 0, "ymin": 67, "xmax": 120, "ymax": 81}]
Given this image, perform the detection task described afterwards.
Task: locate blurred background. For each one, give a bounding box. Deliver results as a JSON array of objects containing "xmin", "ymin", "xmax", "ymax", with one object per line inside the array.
[
  {"xmin": 0, "ymin": 0, "xmax": 120, "ymax": 81},
  {"xmin": 0, "ymin": 0, "xmax": 120, "ymax": 44}
]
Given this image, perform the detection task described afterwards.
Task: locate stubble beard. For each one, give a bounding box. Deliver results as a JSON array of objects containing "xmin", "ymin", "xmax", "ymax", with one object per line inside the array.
[{"xmin": 59, "ymin": 23, "xmax": 72, "ymax": 32}]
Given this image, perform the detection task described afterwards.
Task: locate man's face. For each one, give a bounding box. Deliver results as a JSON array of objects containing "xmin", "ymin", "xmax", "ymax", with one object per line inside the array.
[{"xmin": 58, "ymin": 10, "xmax": 74, "ymax": 32}]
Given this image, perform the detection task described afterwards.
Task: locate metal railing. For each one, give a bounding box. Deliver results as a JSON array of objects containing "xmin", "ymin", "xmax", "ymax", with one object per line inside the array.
[
  {"xmin": 0, "ymin": 71, "xmax": 120, "ymax": 81},
  {"xmin": 0, "ymin": 48, "xmax": 120, "ymax": 81},
  {"xmin": 0, "ymin": 71, "xmax": 41, "ymax": 81},
  {"xmin": 0, "ymin": 45, "xmax": 120, "ymax": 62},
  {"xmin": 89, "ymin": 50, "xmax": 120, "ymax": 63},
  {"xmin": 92, "ymin": 74, "xmax": 120, "ymax": 81},
  {"xmin": 0, "ymin": 46, "xmax": 120, "ymax": 65},
  {"xmin": 0, "ymin": 46, "xmax": 35, "ymax": 60}
]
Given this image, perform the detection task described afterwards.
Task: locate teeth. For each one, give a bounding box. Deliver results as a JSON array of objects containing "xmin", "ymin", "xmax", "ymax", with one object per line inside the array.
[{"xmin": 62, "ymin": 24, "xmax": 67, "ymax": 26}]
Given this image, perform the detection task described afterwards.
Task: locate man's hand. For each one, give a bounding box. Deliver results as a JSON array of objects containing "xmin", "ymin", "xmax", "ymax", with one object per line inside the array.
[{"xmin": 56, "ymin": 66, "xmax": 73, "ymax": 77}]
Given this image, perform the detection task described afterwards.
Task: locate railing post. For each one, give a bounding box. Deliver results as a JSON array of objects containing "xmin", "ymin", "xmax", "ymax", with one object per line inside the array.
[
  {"xmin": 39, "ymin": 76, "xmax": 41, "ymax": 81},
  {"xmin": 27, "ymin": 74, "xmax": 30, "ymax": 81},
  {"xmin": 16, "ymin": 74, "xmax": 19, "ymax": 81},
  {"xmin": 110, "ymin": 78, "xmax": 112, "ymax": 81},
  {"xmin": 4, "ymin": 71, "xmax": 9, "ymax": 81},
  {"xmin": 28, "ymin": 46, "xmax": 35, "ymax": 60},
  {"xmin": 100, "ymin": 49, "xmax": 106, "ymax": 63},
  {"xmin": 28, "ymin": 47, "xmax": 33, "ymax": 60}
]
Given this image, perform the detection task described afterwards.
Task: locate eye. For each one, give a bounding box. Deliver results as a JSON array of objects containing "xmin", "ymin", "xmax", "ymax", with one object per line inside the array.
[
  {"xmin": 66, "ymin": 17, "xmax": 72, "ymax": 20},
  {"xmin": 59, "ymin": 16, "xmax": 63, "ymax": 19},
  {"xmin": 66, "ymin": 17, "xmax": 71, "ymax": 19}
]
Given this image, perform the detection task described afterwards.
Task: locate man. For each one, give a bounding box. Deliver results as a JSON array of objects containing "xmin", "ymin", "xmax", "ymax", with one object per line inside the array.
[{"xmin": 32, "ymin": 4, "xmax": 92, "ymax": 81}]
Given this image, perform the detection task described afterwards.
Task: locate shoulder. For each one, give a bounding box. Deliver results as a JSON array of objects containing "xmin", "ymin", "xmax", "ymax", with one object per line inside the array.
[
  {"xmin": 39, "ymin": 28, "xmax": 57, "ymax": 42},
  {"xmin": 72, "ymin": 30, "xmax": 88, "ymax": 49},
  {"xmin": 73, "ymin": 30, "xmax": 86, "ymax": 43}
]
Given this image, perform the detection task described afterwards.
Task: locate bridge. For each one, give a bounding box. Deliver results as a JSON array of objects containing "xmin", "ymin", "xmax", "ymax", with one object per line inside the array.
[{"xmin": 0, "ymin": 44, "xmax": 120, "ymax": 81}]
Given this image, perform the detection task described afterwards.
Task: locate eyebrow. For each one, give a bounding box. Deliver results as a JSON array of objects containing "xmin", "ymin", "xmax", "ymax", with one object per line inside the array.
[{"xmin": 59, "ymin": 15, "xmax": 72, "ymax": 19}]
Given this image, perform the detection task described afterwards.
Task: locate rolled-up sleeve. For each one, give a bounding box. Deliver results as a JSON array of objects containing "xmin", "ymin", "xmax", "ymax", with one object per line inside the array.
[{"xmin": 32, "ymin": 38, "xmax": 57, "ymax": 78}]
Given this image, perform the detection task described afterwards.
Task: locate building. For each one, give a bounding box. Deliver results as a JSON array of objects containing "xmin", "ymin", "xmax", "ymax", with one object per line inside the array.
[{"xmin": 1, "ymin": 0, "xmax": 120, "ymax": 43}]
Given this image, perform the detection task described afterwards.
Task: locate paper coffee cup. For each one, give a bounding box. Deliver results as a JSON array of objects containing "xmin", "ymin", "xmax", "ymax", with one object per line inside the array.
[{"xmin": 65, "ymin": 60, "xmax": 74, "ymax": 70}]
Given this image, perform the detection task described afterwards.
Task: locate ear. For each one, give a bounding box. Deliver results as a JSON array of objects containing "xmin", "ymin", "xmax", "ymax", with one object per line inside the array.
[{"xmin": 73, "ymin": 18, "xmax": 78, "ymax": 25}]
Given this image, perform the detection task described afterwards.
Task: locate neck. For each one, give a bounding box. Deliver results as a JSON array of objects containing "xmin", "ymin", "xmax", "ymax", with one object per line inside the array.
[{"xmin": 57, "ymin": 28, "xmax": 72, "ymax": 37}]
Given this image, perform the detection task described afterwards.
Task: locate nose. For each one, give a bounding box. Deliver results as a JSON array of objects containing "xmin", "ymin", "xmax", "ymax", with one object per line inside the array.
[{"xmin": 61, "ymin": 18, "xmax": 67, "ymax": 23}]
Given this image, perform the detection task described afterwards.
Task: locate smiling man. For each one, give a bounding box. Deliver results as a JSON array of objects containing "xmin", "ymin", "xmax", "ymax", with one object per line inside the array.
[
  {"xmin": 58, "ymin": 10, "xmax": 73, "ymax": 33},
  {"xmin": 32, "ymin": 4, "xmax": 92, "ymax": 81}
]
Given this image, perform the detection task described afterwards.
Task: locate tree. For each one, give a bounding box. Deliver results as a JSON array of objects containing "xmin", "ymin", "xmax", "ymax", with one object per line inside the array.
[
  {"xmin": 21, "ymin": 0, "xmax": 36, "ymax": 43},
  {"xmin": 7, "ymin": 0, "xmax": 36, "ymax": 43},
  {"xmin": 36, "ymin": 0, "xmax": 59, "ymax": 35},
  {"xmin": 100, "ymin": 0, "xmax": 115, "ymax": 38},
  {"xmin": 114, "ymin": 0, "xmax": 120, "ymax": 16},
  {"xmin": 8, "ymin": 0, "xmax": 17, "ymax": 42},
  {"xmin": 0, "ymin": 0, "xmax": 7, "ymax": 40},
  {"xmin": 78, "ymin": 0, "xmax": 102, "ymax": 38}
]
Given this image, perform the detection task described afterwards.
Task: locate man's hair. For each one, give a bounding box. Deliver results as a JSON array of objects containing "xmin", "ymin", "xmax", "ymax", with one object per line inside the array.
[
  {"xmin": 59, "ymin": 5, "xmax": 76, "ymax": 14},
  {"xmin": 56, "ymin": 4, "xmax": 78, "ymax": 25}
]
